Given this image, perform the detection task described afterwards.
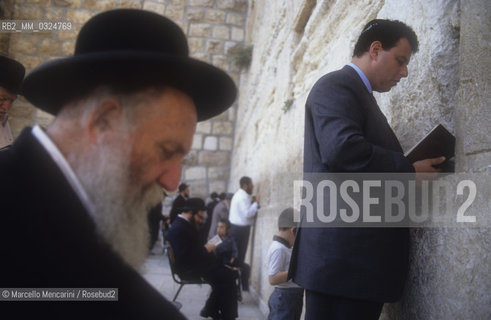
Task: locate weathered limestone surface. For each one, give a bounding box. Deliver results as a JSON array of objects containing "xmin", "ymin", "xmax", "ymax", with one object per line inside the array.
[{"xmin": 230, "ymin": 0, "xmax": 490, "ymax": 318}]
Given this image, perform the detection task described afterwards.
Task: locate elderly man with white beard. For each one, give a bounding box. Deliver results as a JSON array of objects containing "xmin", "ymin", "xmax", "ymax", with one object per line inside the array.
[{"xmin": 0, "ymin": 9, "xmax": 236, "ymax": 320}]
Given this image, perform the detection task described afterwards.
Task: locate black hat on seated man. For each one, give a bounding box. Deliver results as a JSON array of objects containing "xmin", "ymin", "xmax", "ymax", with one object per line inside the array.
[
  {"xmin": 0, "ymin": 55, "xmax": 25, "ymax": 94},
  {"xmin": 178, "ymin": 183, "xmax": 189, "ymax": 192},
  {"xmin": 182, "ymin": 198, "xmax": 207, "ymax": 213},
  {"xmin": 21, "ymin": 9, "xmax": 237, "ymax": 121}
]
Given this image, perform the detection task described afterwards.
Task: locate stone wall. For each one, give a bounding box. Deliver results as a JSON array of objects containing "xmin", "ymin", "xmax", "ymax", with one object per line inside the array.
[
  {"xmin": 5, "ymin": 0, "xmax": 248, "ymax": 198},
  {"xmin": 230, "ymin": 0, "xmax": 490, "ymax": 318}
]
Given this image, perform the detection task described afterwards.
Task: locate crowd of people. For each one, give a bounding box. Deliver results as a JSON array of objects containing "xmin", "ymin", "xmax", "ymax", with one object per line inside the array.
[
  {"xmin": 155, "ymin": 178, "xmax": 257, "ymax": 319},
  {"xmin": 0, "ymin": 7, "xmax": 447, "ymax": 320},
  {"xmin": 146, "ymin": 177, "xmax": 299, "ymax": 320}
]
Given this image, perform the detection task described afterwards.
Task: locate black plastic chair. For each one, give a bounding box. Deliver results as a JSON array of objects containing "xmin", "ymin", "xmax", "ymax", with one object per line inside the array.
[{"xmin": 167, "ymin": 244, "xmax": 208, "ymax": 302}]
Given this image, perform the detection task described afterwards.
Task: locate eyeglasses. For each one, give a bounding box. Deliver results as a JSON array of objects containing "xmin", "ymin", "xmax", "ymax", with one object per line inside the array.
[{"xmin": 0, "ymin": 94, "xmax": 17, "ymax": 106}]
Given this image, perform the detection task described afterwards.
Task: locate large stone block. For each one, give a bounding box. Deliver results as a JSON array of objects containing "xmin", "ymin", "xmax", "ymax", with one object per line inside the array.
[
  {"xmin": 165, "ymin": 5, "xmax": 185, "ymax": 20},
  {"xmin": 206, "ymin": 39, "xmax": 224, "ymax": 54},
  {"xmin": 209, "ymin": 180, "xmax": 226, "ymax": 194},
  {"xmin": 185, "ymin": 166, "xmax": 207, "ymax": 180},
  {"xmin": 210, "ymin": 110, "xmax": 228, "ymax": 121},
  {"xmin": 208, "ymin": 166, "xmax": 228, "ymax": 180},
  {"xmin": 186, "ymin": 179, "xmax": 207, "ymax": 198},
  {"xmin": 217, "ymin": 0, "xmax": 247, "ymax": 11},
  {"xmin": 226, "ymin": 12, "xmax": 245, "ymax": 26},
  {"xmin": 142, "ymin": 1, "xmax": 165, "ymax": 15},
  {"xmin": 198, "ymin": 151, "xmax": 230, "ymax": 166},
  {"xmin": 192, "ymin": 52, "xmax": 211, "ymax": 63},
  {"xmin": 182, "ymin": 150, "xmax": 199, "ymax": 166},
  {"xmin": 203, "ymin": 136, "xmax": 218, "ymax": 150},
  {"xmin": 457, "ymin": 0, "xmax": 491, "ymax": 157},
  {"xmin": 116, "ymin": 0, "xmax": 142, "ymax": 9},
  {"xmin": 14, "ymin": 5, "xmax": 44, "ymax": 20},
  {"xmin": 191, "ymin": 133, "xmax": 203, "ymax": 150},
  {"xmin": 66, "ymin": 9, "xmax": 93, "ymax": 24},
  {"xmin": 212, "ymin": 25, "xmax": 230, "ymax": 40},
  {"xmin": 189, "ymin": 23, "xmax": 212, "ymax": 37},
  {"xmin": 196, "ymin": 121, "xmax": 212, "ymax": 134},
  {"xmin": 219, "ymin": 136, "xmax": 233, "ymax": 150},
  {"xmin": 187, "ymin": 7, "xmax": 205, "ymax": 22},
  {"xmin": 205, "ymin": 9, "xmax": 226, "ymax": 24},
  {"xmin": 82, "ymin": 0, "xmax": 115, "ymax": 11},
  {"xmin": 45, "ymin": 8, "xmax": 65, "ymax": 21},
  {"xmin": 61, "ymin": 40, "xmax": 76, "ymax": 55},
  {"xmin": 12, "ymin": 54, "xmax": 42, "ymax": 71},
  {"xmin": 166, "ymin": 0, "xmax": 187, "ymax": 4},
  {"xmin": 53, "ymin": 0, "xmax": 82, "ymax": 8},
  {"xmin": 231, "ymin": 27, "xmax": 244, "ymax": 41},
  {"xmin": 212, "ymin": 121, "xmax": 233, "ymax": 135},
  {"xmin": 26, "ymin": 0, "xmax": 50, "ymax": 6},
  {"xmin": 188, "ymin": 37, "xmax": 205, "ymax": 52},
  {"xmin": 189, "ymin": 0, "xmax": 215, "ymax": 8},
  {"xmin": 9, "ymin": 37, "xmax": 38, "ymax": 55},
  {"xmin": 38, "ymin": 39, "xmax": 62, "ymax": 56},
  {"xmin": 211, "ymin": 55, "xmax": 227, "ymax": 70}
]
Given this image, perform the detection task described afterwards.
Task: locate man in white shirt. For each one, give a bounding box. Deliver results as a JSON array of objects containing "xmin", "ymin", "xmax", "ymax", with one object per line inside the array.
[
  {"xmin": 0, "ymin": 9, "xmax": 236, "ymax": 319},
  {"xmin": 0, "ymin": 55, "xmax": 25, "ymax": 149},
  {"xmin": 229, "ymin": 176, "xmax": 260, "ymax": 273}
]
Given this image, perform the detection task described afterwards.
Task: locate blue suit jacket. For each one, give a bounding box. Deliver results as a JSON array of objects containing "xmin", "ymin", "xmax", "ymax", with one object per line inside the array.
[{"xmin": 290, "ymin": 66, "xmax": 414, "ymax": 302}]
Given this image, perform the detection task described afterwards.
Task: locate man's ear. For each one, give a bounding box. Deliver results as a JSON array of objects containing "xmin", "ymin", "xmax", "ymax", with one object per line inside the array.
[
  {"xmin": 369, "ymin": 41, "xmax": 383, "ymax": 60},
  {"xmin": 291, "ymin": 226, "xmax": 297, "ymax": 235},
  {"xmin": 87, "ymin": 98, "xmax": 123, "ymax": 143}
]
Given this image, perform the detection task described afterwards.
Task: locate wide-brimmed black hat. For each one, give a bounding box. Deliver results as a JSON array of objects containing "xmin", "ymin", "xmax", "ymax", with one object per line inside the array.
[
  {"xmin": 0, "ymin": 55, "xmax": 25, "ymax": 94},
  {"xmin": 21, "ymin": 9, "xmax": 237, "ymax": 121},
  {"xmin": 181, "ymin": 197, "xmax": 206, "ymax": 212}
]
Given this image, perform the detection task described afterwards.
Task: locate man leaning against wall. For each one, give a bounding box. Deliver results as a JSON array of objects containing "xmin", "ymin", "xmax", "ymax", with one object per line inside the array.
[{"xmin": 290, "ymin": 19, "xmax": 446, "ymax": 320}]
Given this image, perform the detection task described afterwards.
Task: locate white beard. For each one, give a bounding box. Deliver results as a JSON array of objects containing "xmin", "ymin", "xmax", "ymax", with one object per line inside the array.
[{"xmin": 71, "ymin": 140, "xmax": 162, "ymax": 271}]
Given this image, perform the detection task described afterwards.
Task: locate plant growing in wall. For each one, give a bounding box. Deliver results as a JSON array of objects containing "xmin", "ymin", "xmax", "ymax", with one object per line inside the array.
[
  {"xmin": 282, "ymin": 98, "xmax": 294, "ymax": 113},
  {"xmin": 229, "ymin": 44, "xmax": 253, "ymax": 69}
]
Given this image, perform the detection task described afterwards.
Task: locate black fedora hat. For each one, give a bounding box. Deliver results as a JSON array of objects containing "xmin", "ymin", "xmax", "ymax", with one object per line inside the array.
[
  {"xmin": 181, "ymin": 197, "xmax": 206, "ymax": 212},
  {"xmin": 0, "ymin": 55, "xmax": 25, "ymax": 94},
  {"xmin": 22, "ymin": 9, "xmax": 237, "ymax": 121}
]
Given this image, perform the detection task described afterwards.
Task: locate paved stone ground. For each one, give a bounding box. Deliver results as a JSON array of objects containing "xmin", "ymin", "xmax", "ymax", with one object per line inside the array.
[{"xmin": 141, "ymin": 243, "xmax": 266, "ymax": 320}]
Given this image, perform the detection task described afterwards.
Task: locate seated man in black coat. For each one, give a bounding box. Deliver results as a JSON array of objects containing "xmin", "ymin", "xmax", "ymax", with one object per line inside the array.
[{"xmin": 166, "ymin": 198, "xmax": 238, "ymax": 320}]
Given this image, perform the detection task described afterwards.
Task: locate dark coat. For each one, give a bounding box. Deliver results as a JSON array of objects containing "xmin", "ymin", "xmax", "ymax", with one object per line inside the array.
[
  {"xmin": 290, "ymin": 66, "xmax": 414, "ymax": 302},
  {"xmin": 165, "ymin": 216, "xmax": 215, "ymax": 278},
  {"xmin": 0, "ymin": 128, "xmax": 186, "ymax": 319}
]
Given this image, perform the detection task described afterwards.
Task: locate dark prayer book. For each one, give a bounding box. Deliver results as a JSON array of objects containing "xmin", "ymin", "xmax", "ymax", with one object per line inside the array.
[{"xmin": 405, "ymin": 124, "xmax": 456, "ymax": 172}]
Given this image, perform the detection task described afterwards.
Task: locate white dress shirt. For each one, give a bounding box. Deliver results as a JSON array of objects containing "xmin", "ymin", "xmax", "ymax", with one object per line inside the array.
[
  {"xmin": 229, "ymin": 188, "xmax": 258, "ymax": 226},
  {"xmin": 0, "ymin": 120, "xmax": 13, "ymax": 149}
]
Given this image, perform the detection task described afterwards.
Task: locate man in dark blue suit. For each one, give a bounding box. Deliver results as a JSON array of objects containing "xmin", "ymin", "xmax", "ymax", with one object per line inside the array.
[{"xmin": 290, "ymin": 19, "xmax": 446, "ymax": 319}]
